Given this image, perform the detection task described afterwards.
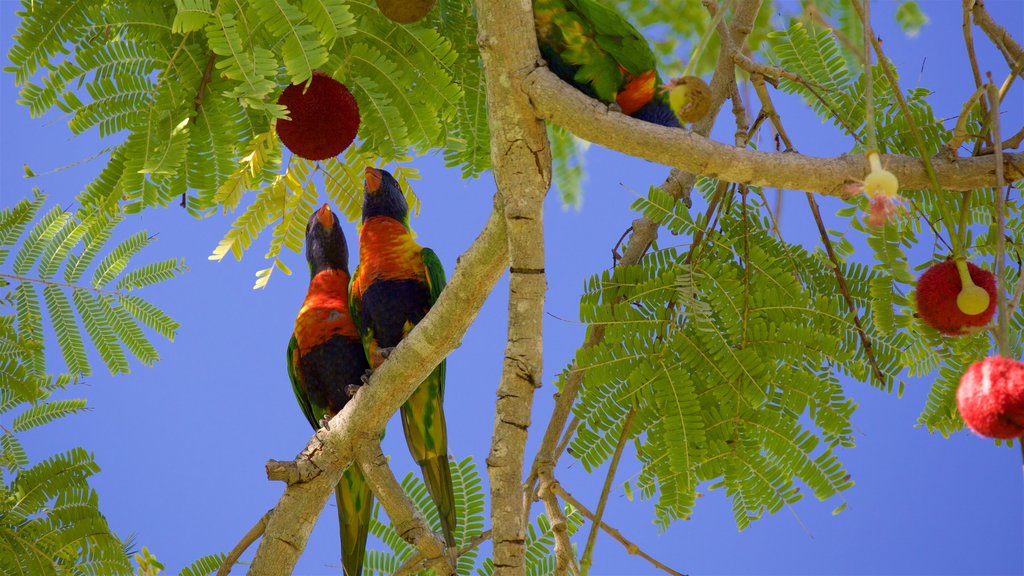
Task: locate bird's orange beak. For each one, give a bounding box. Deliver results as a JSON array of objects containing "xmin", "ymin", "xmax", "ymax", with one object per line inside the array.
[
  {"xmin": 364, "ymin": 166, "xmax": 382, "ymax": 193},
  {"xmin": 316, "ymin": 203, "xmax": 333, "ymax": 230}
]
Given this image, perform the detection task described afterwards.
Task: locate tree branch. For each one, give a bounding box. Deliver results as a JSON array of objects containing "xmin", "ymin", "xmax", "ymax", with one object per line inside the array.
[
  {"xmin": 247, "ymin": 197, "xmax": 509, "ymax": 575},
  {"xmin": 217, "ymin": 509, "xmax": 272, "ymax": 576},
  {"xmin": 551, "ymin": 483, "xmax": 686, "ymax": 576},
  {"xmin": 971, "ymin": 0, "xmax": 1024, "ymax": 77},
  {"xmin": 473, "ymin": 3, "xmax": 552, "ymax": 576},
  {"xmin": 537, "ymin": 469, "xmax": 579, "ymax": 576},
  {"xmin": 394, "ymin": 530, "xmax": 493, "ymax": 576},
  {"xmin": 579, "ymin": 407, "xmax": 635, "ymax": 576},
  {"xmin": 355, "ymin": 441, "xmax": 453, "ymax": 576},
  {"xmin": 523, "ymin": 69, "xmax": 1024, "ymax": 196}
]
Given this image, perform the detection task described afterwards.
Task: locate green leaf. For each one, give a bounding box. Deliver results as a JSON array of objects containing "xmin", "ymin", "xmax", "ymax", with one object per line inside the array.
[
  {"xmin": 43, "ymin": 285, "xmax": 90, "ymax": 377},
  {"xmin": 172, "ymin": 0, "xmax": 213, "ymax": 34},
  {"xmin": 12, "ymin": 399, "xmax": 88, "ymax": 432},
  {"xmin": 116, "ymin": 258, "xmax": 189, "ymax": 291},
  {"xmin": 895, "ymin": 1, "xmax": 929, "ymax": 38}
]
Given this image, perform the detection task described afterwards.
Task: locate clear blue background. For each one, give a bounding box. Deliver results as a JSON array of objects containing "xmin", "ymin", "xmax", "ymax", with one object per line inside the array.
[{"xmin": 2, "ymin": 1, "xmax": 1023, "ymax": 574}]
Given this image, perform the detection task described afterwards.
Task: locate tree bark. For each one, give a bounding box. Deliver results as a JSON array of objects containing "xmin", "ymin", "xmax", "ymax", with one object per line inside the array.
[
  {"xmin": 473, "ymin": 2, "xmax": 552, "ymax": 575},
  {"xmin": 523, "ymin": 68, "xmax": 1024, "ymax": 195}
]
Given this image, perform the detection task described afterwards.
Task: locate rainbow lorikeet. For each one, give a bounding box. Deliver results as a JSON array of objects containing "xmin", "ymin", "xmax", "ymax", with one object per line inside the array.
[
  {"xmin": 287, "ymin": 204, "xmax": 374, "ymax": 576},
  {"xmin": 350, "ymin": 167, "xmax": 457, "ymax": 548},
  {"xmin": 533, "ymin": 0, "xmax": 680, "ymax": 127}
]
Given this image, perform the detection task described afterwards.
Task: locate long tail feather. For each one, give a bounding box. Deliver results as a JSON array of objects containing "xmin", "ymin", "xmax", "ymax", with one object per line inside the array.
[
  {"xmin": 400, "ymin": 368, "xmax": 457, "ymax": 547},
  {"xmin": 420, "ymin": 454, "xmax": 457, "ymax": 547},
  {"xmin": 337, "ymin": 466, "xmax": 374, "ymax": 576}
]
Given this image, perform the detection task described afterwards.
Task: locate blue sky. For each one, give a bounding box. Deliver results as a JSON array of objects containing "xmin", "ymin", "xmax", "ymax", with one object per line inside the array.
[{"xmin": 2, "ymin": 1, "xmax": 1023, "ymax": 575}]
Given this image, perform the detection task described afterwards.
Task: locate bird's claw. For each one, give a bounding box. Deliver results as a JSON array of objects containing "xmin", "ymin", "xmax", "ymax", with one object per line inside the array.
[
  {"xmin": 608, "ymin": 102, "xmax": 623, "ymax": 114},
  {"xmin": 371, "ymin": 346, "xmax": 396, "ymax": 367},
  {"xmin": 346, "ymin": 383, "xmax": 362, "ymax": 398},
  {"xmin": 319, "ymin": 415, "xmax": 331, "ymax": 431},
  {"xmin": 359, "ymin": 367, "xmax": 374, "ymax": 385}
]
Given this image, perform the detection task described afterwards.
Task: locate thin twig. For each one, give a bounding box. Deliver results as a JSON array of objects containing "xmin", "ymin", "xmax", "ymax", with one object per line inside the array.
[
  {"xmin": 552, "ymin": 483, "xmax": 687, "ymax": 576},
  {"xmin": 538, "ymin": 469, "xmax": 580, "ymax": 576},
  {"xmin": 970, "ymin": 0, "xmax": 1024, "ymax": 76},
  {"xmin": 393, "ymin": 530, "xmax": 493, "ymax": 576},
  {"xmin": 579, "ymin": 407, "xmax": 636, "ymax": 576},
  {"xmin": 554, "ymin": 415, "xmax": 580, "ymax": 462},
  {"xmin": 850, "ymin": 0, "xmax": 964, "ymax": 256},
  {"xmin": 943, "ymin": 84, "xmax": 988, "ymax": 158},
  {"xmin": 804, "ymin": 2, "xmax": 864, "ymax": 62},
  {"xmin": 732, "ymin": 50, "xmax": 820, "ymax": 89},
  {"xmin": 750, "ymin": 63, "xmax": 889, "ymax": 387},
  {"xmin": 0, "ymin": 273, "xmax": 122, "ymax": 296},
  {"xmin": 996, "ymin": 125, "xmax": 1024, "ymax": 152},
  {"xmin": 988, "ymin": 79, "xmax": 1009, "ymax": 356},
  {"xmin": 356, "ymin": 441, "xmax": 453, "ymax": 576},
  {"xmin": 962, "ymin": 0, "xmax": 988, "ymax": 127},
  {"xmin": 216, "ymin": 509, "xmax": 272, "ymax": 576},
  {"xmin": 807, "ymin": 194, "xmax": 887, "ymax": 383}
]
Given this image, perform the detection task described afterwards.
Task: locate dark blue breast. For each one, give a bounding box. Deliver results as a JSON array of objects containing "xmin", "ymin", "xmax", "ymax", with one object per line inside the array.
[
  {"xmin": 298, "ymin": 334, "xmax": 369, "ymax": 418},
  {"xmin": 360, "ymin": 279, "xmax": 431, "ymax": 349}
]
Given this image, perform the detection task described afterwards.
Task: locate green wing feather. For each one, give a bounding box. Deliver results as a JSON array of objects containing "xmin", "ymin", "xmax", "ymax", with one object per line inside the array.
[
  {"xmin": 421, "ymin": 248, "xmax": 447, "ymax": 396},
  {"xmin": 348, "ymin": 266, "xmax": 374, "ymax": 358},
  {"xmin": 287, "ymin": 334, "xmax": 320, "ymax": 429},
  {"xmin": 568, "ymin": 0, "xmax": 656, "ymax": 74},
  {"xmin": 537, "ymin": 0, "xmax": 658, "ymax": 102},
  {"xmin": 403, "ymin": 246, "xmax": 456, "ymax": 546}
]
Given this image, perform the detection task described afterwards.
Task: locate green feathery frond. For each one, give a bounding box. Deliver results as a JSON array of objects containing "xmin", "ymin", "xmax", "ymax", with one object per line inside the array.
[
  {"xmin": 177, "ymin": 553, "xmax": 229, "ymax": 576},
  {"xmin": 2, "ymin": 193, "xmax": 184, "ymax": 376},
  {"xmin": 364, "ymin": 455, "xmax": 486, "ymax": 576},
  {"xmin": 548, "ymin": 124, "xmax": 588, "ymax": 209},
  {"xmin": 568, "ymin": 185, "xmax": 891, "ymax": 529}
]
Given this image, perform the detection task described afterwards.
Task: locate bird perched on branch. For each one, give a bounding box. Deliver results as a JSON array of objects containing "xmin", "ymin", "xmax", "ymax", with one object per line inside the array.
[
  {"xmin": 350, "ymin": 167, "xmax": 457, "ymax": 548},
  {"xmin": 287, "ymin": 203, "xmax": 373, "ymax": 576},
  {"xmin": 534, "ymin": 0, "xmax": 681, "ymax": 127}
]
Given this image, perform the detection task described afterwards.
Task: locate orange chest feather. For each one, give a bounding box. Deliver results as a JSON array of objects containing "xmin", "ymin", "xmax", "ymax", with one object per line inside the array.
[
  {"xmin": 616, "ymin": 69, "xmax": 656, "ymax": 116},
  {"xmin": 294, "ymin": 270, "xmax": 358, "ymax": 352},
  {"xmin": 355, "ymin": 217, "xmax": 425, "ymax": 288}
]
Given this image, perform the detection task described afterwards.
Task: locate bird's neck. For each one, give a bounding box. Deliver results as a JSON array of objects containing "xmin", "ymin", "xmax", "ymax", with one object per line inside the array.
[
  {"xmin": 295, "ymin": 269, "xmax": 358, "ymax": 349},
  {"xmin": 302, "ymin": 269, "xmax": 350, "ymax": 309},
  {"xmin": 357, "ymin": 216, "xmax": 424, "ymax": 282}
]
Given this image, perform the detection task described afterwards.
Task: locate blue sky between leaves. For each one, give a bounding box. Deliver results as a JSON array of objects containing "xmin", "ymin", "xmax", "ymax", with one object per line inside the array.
[{"xmin": 2, "ymin": 1, "xmax": 1023, "ymax": 574}]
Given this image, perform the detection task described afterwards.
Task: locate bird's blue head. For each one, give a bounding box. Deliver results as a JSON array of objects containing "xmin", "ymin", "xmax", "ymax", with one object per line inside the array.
[
  {"xmin": 304, "ymin": 203, "xmax": 349, "ymax": 277},
  {"xmin": 362, "ymin": 167, "xmax": 408, "ymax": 224}
]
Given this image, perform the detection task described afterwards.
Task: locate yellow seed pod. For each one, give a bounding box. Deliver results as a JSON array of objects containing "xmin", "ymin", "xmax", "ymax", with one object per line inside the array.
[
  {"xmin": 957, "ymin": 284, "xmax": 991, "ymax": 315},
  {"xmin": 666, "ymin": 76, "xmax": 711, "ymax": 124}
]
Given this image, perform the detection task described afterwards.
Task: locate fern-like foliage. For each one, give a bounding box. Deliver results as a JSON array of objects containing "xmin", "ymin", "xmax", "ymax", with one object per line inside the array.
[
  {"xmin": 1, "ymin": 190, "xmax": 185, "ymax": 377},
  {"xmin": 208, "ymin": 148, "xmax": 421, "ymax": 288},
  {"xmin": 7, "ymin": 0, "xmax": 487, "ymax": 265},
  {"xmin": 0, "ymin": 308, "xmax": 134, "ymax": 575},
  {"xmin": 568, "ymin": 184, "xmax": 895, "ymax": 529},
  {"xmin": 363, "ymin": 455, "xmax": 486, "ymax": 575},
  {"xmin": 548, "ymin": 125, "xmax": 588, "ymax": 209},
  {"xmin": 762, "ymin": 20, "xmax": 1022, "ymax": 436},
  {"xmin": 476, "ymin": 506, "xmax": 583, "ymax": 576}
]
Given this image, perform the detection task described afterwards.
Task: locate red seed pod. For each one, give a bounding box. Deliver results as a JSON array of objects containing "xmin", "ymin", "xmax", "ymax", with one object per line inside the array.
[
  {"xmin": 915, "ymin": 260, "xmax": 996, "ymax": 335},
  {"xmin": 957, "ymin": 356, "xmax": 1024, "ymax": 439},
  {"xmin": 376, "ymin": 0, "xmax": 436, "ymax": 24},
  {"xmin": 276, "ymin": 72, "xmax": 360, "ymax": 161}
]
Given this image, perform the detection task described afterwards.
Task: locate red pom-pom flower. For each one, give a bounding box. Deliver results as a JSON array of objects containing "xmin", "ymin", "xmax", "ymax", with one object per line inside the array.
[
  {"xmin": 915, "ymin": 260, "xmax": 996, "ymax": 335},
  {"xmin": 957, "ymin": 356, "xmax": 1024, "ymax": 439},
  {"xmin": 276, "ymin": 72, "xmax": 360, "ymax": 161}
]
